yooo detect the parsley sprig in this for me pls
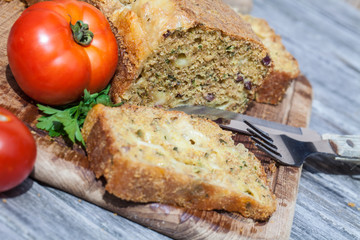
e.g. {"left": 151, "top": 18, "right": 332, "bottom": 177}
{"left": 36, "top": 85, "right": 122, "bottom": 146}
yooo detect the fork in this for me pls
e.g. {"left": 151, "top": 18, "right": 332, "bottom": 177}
{"left": 243, "top": 120, "right": 360, "bottom": 167}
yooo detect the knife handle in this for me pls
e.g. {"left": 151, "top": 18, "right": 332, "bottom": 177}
{"left": 322, "top": 134, "right": 360, "bottom": 164}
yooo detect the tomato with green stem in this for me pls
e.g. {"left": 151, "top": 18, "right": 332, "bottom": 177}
{"left": 7, "top": 0, "right": 118, "bottom": 105}
{"left": 0, "top": 107, "right": 37, "bottom": 192}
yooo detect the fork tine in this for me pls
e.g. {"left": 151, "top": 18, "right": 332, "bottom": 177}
{"left": 255, "top": 143, "right": 289, "bottom": 165}
{"left": 243, "top": 120, "right": 273, "bottom": 142}
{"left": 246, "top": 127, "right": 278, "bottom": 150}
{"left": 251, "top": 136, "right": 280, "bottom": 156}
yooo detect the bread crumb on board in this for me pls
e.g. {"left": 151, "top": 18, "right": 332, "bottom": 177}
{"left": 2, "top": 199, "right": 7, "bottom": 203}
{"left": 268, "top": 162, "right": 277, "bottom": 174}
{"left": 347, "top": 202, "right": 356, "bottom": 208}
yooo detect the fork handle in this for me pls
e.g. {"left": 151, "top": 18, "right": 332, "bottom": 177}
{"left": 322, "top": 134, "right": 360, "bottom": 164}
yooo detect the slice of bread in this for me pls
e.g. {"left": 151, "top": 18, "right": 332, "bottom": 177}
{"left": 82, "top": 104, "right": 277, "bottom": 220}
{"left": 240, "top": 14, "right": 300, "bottom": 104}
{"left": 85, "top": 0, "right": 273, "bottom": 113}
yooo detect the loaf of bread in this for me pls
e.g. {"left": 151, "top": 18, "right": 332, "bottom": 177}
{"left": 240, "top": 14, "right": 300, "bottom": 104}
{"left": 86, "top": 0, "right": 273, "bottom": 113}
{"left": 82, "top": 104, "right": 277, "bottom": 220}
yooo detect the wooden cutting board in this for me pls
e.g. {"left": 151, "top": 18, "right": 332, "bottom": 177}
{"left": 0, "top": 0, "right": 312, "bottom": 239}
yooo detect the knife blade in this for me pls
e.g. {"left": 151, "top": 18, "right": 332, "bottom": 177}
{"left": 171, "top": 105, "right": 321, "bottom": 141}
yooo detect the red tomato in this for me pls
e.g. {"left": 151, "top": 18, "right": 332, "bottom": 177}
{"left": 0, "top": 107, "right": 37, "bottom": 192}
{"left": 7, "top": 0, "right": 118, "bottom": 105}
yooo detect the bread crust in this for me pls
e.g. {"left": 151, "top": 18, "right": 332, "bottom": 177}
{"left": 104, "top": 156, "right": 275, "bottom": 221}
{"left": 83, "top": 104, "right": 277, "bottom": 221}
{"left": 255, "top": 71, "right": 295, "bottom": 104}
{"left": 175, "top": 0, "right": 261, "bottom": 43}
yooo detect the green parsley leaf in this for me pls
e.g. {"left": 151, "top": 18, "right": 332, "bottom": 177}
{"left": 36, "top": 85, "right": 123, "bottom": 147}
{"left": 37, "top": 105, "right": 62, "bottom": 115}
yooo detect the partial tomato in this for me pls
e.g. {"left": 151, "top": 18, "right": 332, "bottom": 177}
{"left": 0, "top": 107, "right": 37, "bottom": 192}
{"left": 7, "top": 0, "right": 118, "bottom": 105}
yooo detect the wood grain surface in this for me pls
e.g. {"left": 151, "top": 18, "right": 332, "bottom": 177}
{"left": 1, "top": 0, "right": 359, "bottom": 239}
{"left": 0, "top": 0, "right": 313, "bottom": 239}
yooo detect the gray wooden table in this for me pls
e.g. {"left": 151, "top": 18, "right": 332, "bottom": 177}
{"left": 1, "top": 0, "right": 360, "bottom": 239}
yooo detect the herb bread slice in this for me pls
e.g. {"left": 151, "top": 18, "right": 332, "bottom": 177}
{"left": 82, "top": 104, "right": 277, "bottom": 220}
{"left": 86, "top": 0, "right": 273, "bottom": 113}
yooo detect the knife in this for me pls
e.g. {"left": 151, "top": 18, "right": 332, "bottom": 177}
{"left": 171, "top": 105, "right": 360, "bottom": 166}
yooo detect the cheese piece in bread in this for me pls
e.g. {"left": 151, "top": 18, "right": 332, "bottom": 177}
{"left": 82, "top": 104, "right": 277, "bottom": 220}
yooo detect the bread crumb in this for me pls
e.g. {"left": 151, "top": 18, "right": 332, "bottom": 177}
{"left": 2, "top": 199, "right": 7, "bottom": 203}
{"left": 268, "top": 162, "right": 277, "bottom": 173}
{"left": 37, "top": 193, "right": 41, "bottom": 197}
{"left": 348, "top": 202, "right": 356, "bottom": 208}
{"left": 113, "top": 213, "right": 118, "bottom": 216}
{"left": 78, "top": 199, "right": 82, "bottom": 203}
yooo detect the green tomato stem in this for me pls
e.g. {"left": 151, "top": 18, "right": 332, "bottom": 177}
{"left": 70, "top": 20, "right": 94, "bottom": 46}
